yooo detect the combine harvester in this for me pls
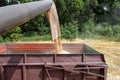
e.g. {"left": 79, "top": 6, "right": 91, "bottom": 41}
{"left": 0, "top": 0, "right": 107, "bottom": 80}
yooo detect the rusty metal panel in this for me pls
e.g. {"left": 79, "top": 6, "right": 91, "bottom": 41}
{"left": 27, "top": 54, "right": 54, "bottom": 63}
{"left": 4, "top": 66, "right": 22, "bottom": 80}
{"left": 56, "top": 54, "right": 83, "bottom": 62}
{"left": 85, "top": 54, "right": 105, "bottom": 62}
{"left": 6, "top": 43, "right": 54, "bottom": 50}
{"left": 0, "top": 55, "right": 24, "bottom": 63}
{"left": 26, "top": 66, "right": 44, "bottom": 80}
{"left": 0, "top": 43, "right": 85, "bottom": 54}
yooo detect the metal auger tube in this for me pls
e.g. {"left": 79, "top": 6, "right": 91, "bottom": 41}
{"left": 0, "top": 0, "right": 53, "bottom": 34}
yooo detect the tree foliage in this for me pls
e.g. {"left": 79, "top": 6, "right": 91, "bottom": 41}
{"left": 0, "top": 0, "right": 120, "bottom": 42}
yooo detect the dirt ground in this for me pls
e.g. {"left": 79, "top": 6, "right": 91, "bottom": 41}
{"left": 62, "top": 39, "right": 120, "bottom": 80}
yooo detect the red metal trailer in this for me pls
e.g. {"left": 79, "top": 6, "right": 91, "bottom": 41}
{"left": 0, "top": 43, "right": 107, "bottom": 80}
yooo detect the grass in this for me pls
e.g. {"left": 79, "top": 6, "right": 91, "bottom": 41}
{"left": 20, "top": 34, "right": 52, "bottom": 41}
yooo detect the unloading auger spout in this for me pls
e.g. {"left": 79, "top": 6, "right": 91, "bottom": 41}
{"left": 0, "top": 0, "right": 62, "bottom": 54}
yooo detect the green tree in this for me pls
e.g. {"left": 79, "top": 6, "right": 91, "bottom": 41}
{"left": 0, "top": 0, "right": 7, "bottom": 6}
{"left": 2, "top": 27, "right": 22, "bottom": 42}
